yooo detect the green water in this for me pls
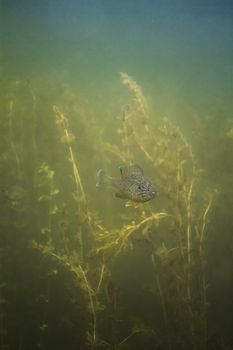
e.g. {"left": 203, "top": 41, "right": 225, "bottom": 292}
{"left": 0, "top": 1, "right": 233, "bottom": 349}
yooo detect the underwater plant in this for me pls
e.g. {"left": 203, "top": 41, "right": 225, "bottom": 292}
{"left": 33, "top": 73, "right": 216, "bottom": 349}
{"left": 93, "top": 73, "right": 216, "bottom": 349}
{"left": 0, "top": 72, "right": 220, "bottom": 350}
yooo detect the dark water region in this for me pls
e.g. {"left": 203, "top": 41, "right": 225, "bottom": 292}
{"left": 0, "top": 0, "right": 233, "bottom": 349}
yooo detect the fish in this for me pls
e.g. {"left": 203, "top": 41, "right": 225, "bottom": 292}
{"left": 1, "top": 185, "right": 28, "bottom": 201}
{"left": 96, "top": 164, "right": 158, "bottom": 203}
{"left": 1, "top": 185, "right": 29, "bottom": 212}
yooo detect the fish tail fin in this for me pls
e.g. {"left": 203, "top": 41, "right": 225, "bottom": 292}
{"left": 96, "top": 169, "right": 104, "bottom": 187}
{"left": 96, "top": 169, "right": 112, "bottom": 188}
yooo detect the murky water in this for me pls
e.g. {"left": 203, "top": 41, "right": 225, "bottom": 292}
{"left": 1, "top": 1, "right": 233, "bottom": 349}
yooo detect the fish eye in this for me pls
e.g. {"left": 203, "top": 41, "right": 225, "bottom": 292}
{"left": 138, "top": 185, "right": 142, "bottom": 190}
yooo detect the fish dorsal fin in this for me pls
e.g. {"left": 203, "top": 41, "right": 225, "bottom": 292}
{"left": 119, "top": 164, "right": 144, "bottom": 178}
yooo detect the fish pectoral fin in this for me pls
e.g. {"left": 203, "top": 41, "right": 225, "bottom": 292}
{"left": 115, "top": 192, "right": 127, "bottom": 199}
{"left": 125, "top": 200, "right": 140, "bottom": 208}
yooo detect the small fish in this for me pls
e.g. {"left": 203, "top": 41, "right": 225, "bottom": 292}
{"left": 1, "top": 185, "right": 28, "bottom": 201}
{"left": 1, "top": 185, "right": 29, "bottom": 212}
{"left": 96, "top": 164, "right": 158, "bottom": 203}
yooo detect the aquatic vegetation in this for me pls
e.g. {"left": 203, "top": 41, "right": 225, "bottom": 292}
{"left": 92, "top": 74, "right": 216, "bottom": 349}
{"left": 0, "top": 72, "right": 225, "bottom": 350}
{"left": 120, "top": 72, "right": 149, "bottom": 124}
{"left": 53, "top": 105, "right": 86, "bottom": 202}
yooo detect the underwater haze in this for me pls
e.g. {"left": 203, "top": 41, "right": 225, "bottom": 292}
{"left": 1, "top": 0, "right": 233, "bottom": 349}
